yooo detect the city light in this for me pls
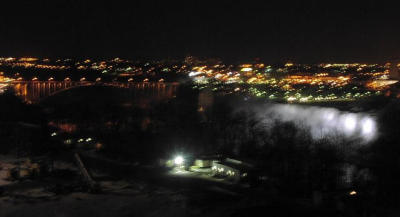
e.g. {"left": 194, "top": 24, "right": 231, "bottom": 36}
{"left": 0, "top": 1, "right": 397, "bottom": 214}
{"left": 240, "top": 67, "right": 252, "bottom": 72}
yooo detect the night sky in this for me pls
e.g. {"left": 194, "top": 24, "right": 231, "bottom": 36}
{"left": 0, "top": 0, "right": 399, "bottom": 63}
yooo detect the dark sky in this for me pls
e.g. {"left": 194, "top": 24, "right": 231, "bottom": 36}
{"left": 0, "top": 0, "right": 399, "bottom": 63}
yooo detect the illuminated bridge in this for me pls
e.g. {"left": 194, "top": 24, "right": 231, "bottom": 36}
{"left": 5, "top": 81, "right": 179, "bottom": 103}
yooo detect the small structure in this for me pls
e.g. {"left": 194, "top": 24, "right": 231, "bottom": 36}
{"left": 211, "top": 158, "right": 254, "bottom": 183}
{"left": 194, "top": 159, "right": 212, "bottom": 168}
{"left": 194, "top": 157, "right": 213, "bottom": 168}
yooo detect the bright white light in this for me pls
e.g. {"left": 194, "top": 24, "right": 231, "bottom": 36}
{"left": 241, "top": 67, "right": 252, "bottom": 72}
{"left": 362, "top": 118, "right": 374, "bottom": 135}
{"left": 325, "top": 111, "right": 335, "bottom": 121}
{"left": 361, "top": 117, "right": 376, "bottom": 141}
{"left": 344, "top": 114, "right": 357, "bottom": 132}
{"left": 174, "top": 156, "right": 184, "bottom": 165}
{"left": 189, "top": 71, "right": 203, "bottom": 77}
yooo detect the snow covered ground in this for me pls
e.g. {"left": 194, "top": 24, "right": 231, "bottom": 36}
{"left": 0, "top": 154, "right": 323, "bottom": 217}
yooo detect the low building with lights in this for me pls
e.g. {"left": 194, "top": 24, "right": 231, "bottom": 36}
{"left": 211, "top": 158, "right": 254, "bottom": 183}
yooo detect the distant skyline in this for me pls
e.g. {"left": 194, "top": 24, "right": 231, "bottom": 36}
{"left": 0, "top": 0, "right": 399, "bottom": 63}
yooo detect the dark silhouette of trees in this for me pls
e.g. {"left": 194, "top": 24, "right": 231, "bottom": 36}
{"left": 0, "top": 89, "right": 50, "bottom": 155}
{"left": 362, "top": 101, "right": 400, "bottom": 211}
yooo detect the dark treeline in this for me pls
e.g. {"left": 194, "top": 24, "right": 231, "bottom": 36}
{"left": 1, "top": 85, "right": 400, "bottom": 215}
{"left": 0, "top": 89, "right": 51, "bottom": 155}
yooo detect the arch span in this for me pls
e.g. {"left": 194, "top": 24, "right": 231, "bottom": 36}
{"left": 9, "top": 81, "right": 179, "bottom": 103}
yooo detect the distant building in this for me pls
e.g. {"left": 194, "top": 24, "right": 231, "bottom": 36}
{"left": 211, "top": 158, "right": 254, "bottom": 183}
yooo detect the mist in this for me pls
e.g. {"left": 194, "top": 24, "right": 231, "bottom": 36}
{"left": 238, "top": 103, "right": 378, "bottom": 143}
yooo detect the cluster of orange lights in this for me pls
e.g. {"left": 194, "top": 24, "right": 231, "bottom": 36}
{"left": 283, "top": 75, "right": 350, "bottom": 86}
{"left": 10, "top": 62, "right": 70, "bottom": 70}
{"left": 366, "top": 80, "right": 399, "bottom": 90}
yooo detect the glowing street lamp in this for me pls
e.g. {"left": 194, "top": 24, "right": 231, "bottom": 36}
{"left": 349, "top": 190, "right": 357, "bottom": 196}
{"left": 174, "top": 156, "right": 184, "bottom": 166}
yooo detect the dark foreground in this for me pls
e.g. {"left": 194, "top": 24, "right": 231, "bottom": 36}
{"left": 0, "top": 153, "right": 353, "bottom": 217}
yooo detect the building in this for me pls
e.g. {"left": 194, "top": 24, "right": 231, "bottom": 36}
{"left": 211, "top": 158, "right": 254, "bottom": 183}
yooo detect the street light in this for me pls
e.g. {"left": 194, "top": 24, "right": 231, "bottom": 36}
{"left": 174, "top": 156, "right": 184, "bottom": 166}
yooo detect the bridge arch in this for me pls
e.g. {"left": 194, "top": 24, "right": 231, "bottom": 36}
{"left": 10, "top": 81, "right": 179, "bottom": 103}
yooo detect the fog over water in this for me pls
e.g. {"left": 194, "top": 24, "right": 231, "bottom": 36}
{"left": 242, "top": 103, "right": 378, "bottom": 143}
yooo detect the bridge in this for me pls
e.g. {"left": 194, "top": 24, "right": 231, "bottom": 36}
{"left": 5, "top": 81, "right": 179, "bottom": 103}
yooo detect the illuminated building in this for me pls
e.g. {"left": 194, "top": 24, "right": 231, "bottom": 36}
{"left": 212, "top": 158, "right": 254, "bottom": 183}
